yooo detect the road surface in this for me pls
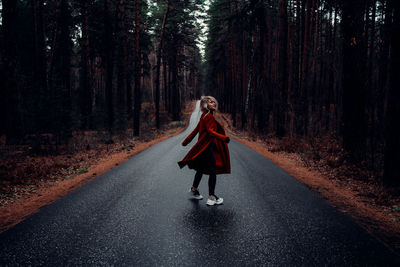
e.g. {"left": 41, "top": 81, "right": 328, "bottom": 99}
{"left": 0, "top": 101, "right": 398, "bottom": 266}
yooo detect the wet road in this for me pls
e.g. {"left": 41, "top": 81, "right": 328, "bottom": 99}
{"left": 0, "top": 101, "right": 399, "bottom": 266}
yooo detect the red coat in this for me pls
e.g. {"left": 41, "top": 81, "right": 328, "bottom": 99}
{"left": 178, "top": 112, "right": 231, "bottom": 174}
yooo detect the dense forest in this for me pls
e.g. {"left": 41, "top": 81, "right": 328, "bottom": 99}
{"left": 1, "top": 0, "right": 399, "bottom": 187}
{"left": 204, "top": 0, "right": 400, "bottom": 186}
{"left": 0, "top": 0, "right": 203, "bottom": 141}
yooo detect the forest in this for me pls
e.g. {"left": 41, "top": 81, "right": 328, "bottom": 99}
{"left": 0, "top": 0, "right": 399, "bottom": 187}
{"left": 204, "top": 0, "right": 400, "bottom": 186}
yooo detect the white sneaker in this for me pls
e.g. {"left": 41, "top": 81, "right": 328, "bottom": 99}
{"left": 188, "top": 188, "right": 203, "bottom": 200}
{"left": 206, "top": 195, "right": 223, "bottom": 206}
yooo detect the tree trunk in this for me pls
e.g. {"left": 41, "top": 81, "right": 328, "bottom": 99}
{"left": 31, "top": 0, "right": 47, "bottom": 133}
{"left": 163, "top": 59, "right": 168, "bottom": 111}
{"left": 276, "top": 0, "right": 288, "bottom": 137}
{"left": 116, "top": 0, "right": 127, "bottom": 130}
{"left": 80, "top": 0, "right": 91, "bottom": 129}
{"left": 367, "top": 0, "right": 377, "bottom": 168}
{"left": 2, "top": 0, "right": 23, "bottom": 143}
{"left": 229, "top": 2, "right": 237, "bottom": 127}
{"left": 155, "top": 0, "right": 171, "bottom": 129}
{"left": 342, "top": 0, "right": 367, "bottom": 163}
{"left": 104, "top": 0, "right": 114, "bottom": 136}
{"left": 133, "top": 0, "right": 141, "bottom": 136}
{"left": 125, "top": 4, "right": 132, "bottom": 118}
{"left": 45, "top": 0, "right": 73, "bottom": 143}
{"left": 383, "top": 0, "right": 400, "bottom": 186}
{"left": 379, "top": 0, "right": 393, "bottom": 96}
{"left": 298, "top": 0, "right": 313, "bottom": 136}
{"left": 310, "top": 0, "right": 320, "bottom": 136}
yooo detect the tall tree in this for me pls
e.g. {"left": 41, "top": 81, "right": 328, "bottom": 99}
{"left": 80, "top": 0, "right": 92, "bottom": 129}
{"left": 299, "top": 0, "right": 313, "bottom": 136}
{"left": 50, "top": 0, "right": 73, "bottom": 139}
{"left": 384, "top": 0, "right": 400, "bottom": 186}
{"left": 133, "top": 0, "right": 141, "bottom": 136}
{"left": 341, "top": 0, "right": 367, "bottom": 163}
{"left": 31, "top": 0, "right": 47, "bottom": 132}
{"left": 276, "top": 0, "right": 288, "bottom": 137}
{"left": 2, "top": 0, "right": 23, "bottom": 143}
{"left": 115, "top": 0, "right": 128, "bottom": 129}
{"left": 104, "top": 0, "right": 114, "bottom": 136}
{"left": 155, "top": 0, "right": 171, "bottom": 129}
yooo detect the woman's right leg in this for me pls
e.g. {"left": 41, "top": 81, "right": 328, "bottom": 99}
{"left": 206, "top": 141, "right": 217, "bottom": 196}
{"left": 190, "top": 171, "right": 204, "bottom": 200}
{"left": 208, "top": 173, "right": 216, "bottom": 196}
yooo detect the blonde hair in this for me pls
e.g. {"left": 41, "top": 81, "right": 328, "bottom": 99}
{"left": 200, "top": 96, "right": 218, "bottom": 113}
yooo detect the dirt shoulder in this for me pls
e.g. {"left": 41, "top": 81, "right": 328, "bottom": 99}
{"left": 0, "top": 101, "right": 196, "bottom": 233}
{"left": 215, "top": 112, "right": 400, "bottom": 256}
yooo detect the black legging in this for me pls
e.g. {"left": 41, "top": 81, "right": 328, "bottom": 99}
{"left": 192, "top": 141, "right": 217, "bottom": 196}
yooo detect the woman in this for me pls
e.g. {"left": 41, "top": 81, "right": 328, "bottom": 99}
{"left": 178, "top": 96, "right": 231, "bottom": 206}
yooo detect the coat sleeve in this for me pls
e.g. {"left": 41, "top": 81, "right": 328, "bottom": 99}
{"left": 204, "top": 113, "right": 229, "bottom": 142}
{"left": 182, "top": 121, "right": 200, "bottom": 146}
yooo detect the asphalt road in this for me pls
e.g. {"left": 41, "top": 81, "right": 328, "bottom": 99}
{"left": 0, "top": 101, "right": 399, "bottom": 266}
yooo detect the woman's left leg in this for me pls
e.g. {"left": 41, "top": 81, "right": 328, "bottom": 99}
{"left": 207, "top": 141, "right": 217, "bottom": 196}
{"left": 204, "top": 141, "right": 223, "bottom": 205}
{"left": 192, "top": 171, "right": 203, "bottom": 188}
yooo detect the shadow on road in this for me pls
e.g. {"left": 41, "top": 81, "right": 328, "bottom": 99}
{"left": 183, "top": 199, "right": 237, "bottom": 231}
